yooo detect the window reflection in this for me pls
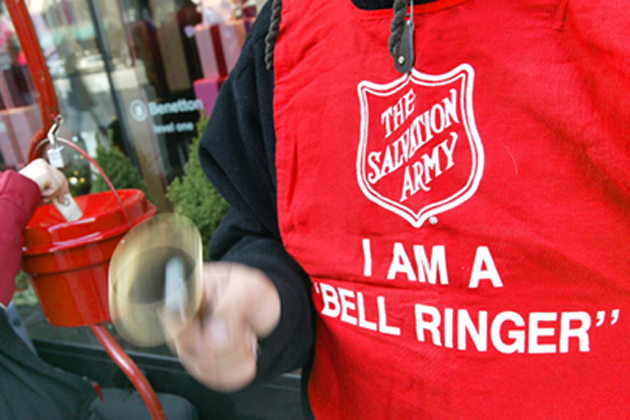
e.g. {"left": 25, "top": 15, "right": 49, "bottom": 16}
{"left": 0, "top": 0, "right": 256, "bottom": 208}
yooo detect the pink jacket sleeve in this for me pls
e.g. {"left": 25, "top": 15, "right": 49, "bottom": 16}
{"left": 0, "top": 170, "right": 41, "bottom": 307}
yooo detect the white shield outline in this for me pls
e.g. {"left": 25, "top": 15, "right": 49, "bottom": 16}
{"left": 356, "top": 64, "right": 484, "bottom": 228}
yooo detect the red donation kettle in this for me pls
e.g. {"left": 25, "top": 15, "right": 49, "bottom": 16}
{"left": 21, "top": 189, "right": 157, "bottom": 327}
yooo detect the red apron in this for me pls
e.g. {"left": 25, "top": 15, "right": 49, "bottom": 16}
{"left": 274, "top": 0, "right": 630, "bottom": 418}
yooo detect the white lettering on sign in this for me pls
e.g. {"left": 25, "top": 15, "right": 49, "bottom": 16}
{"left": 312, "top": 239, "right": 623, "bottom": 356}
{"left": 313, "top": 280, "right": 612, "bottom": 355}
{"left": 357, "top": 64, "right": 485, "bottom": 228}
{"left": 468, "top": 246, "right": 503, "bottom": 288}
{"left": 369, "top": 89, "right": 459, "bottom": 186}
{"left": 385, "top": 242, "right": 449, "bottom": 285}
{"left": 414, "top": 306, "right": 593, "bottom": 354}
{"left": 149, "top": 99, "right": 203, "bottom": 116}
{"left": 153, "top": 121, "right": 196, "bottom": 134}
{"left": 319, "top": 283, "right": 400, "bottom": 336}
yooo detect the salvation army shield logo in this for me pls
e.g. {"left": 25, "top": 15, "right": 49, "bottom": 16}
{"left": 356, "top": 64, "right": 484, "bottom": 228}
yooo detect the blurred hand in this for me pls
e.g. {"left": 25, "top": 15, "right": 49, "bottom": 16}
{"left": 19, "top": 158, "right": 69, "bottom": 204}
{"left": 164, "top": 262, "right": 281, "bottom": 392}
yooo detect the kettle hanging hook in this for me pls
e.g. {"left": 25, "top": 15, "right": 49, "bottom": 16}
{"left": 46, "top": 115, "right": 64, "bottom": 149}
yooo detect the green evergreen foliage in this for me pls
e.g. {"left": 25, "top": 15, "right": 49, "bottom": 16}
{"left": 91, "top": 143, "right": 148, "bottom": 194}
{"left": 14, "top": 270, "right": 37, "bottom": 306}
{"left": 166, "top": 113, "right": 229, "bottom": 260}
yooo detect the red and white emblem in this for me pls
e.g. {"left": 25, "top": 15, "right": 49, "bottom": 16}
{"left": 356, "top": 64, "right": 484, "bottom": 228}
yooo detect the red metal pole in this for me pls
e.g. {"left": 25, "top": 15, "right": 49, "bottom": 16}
{"left": 6, "top": 5, "right": 165, "bottom": 419}
{"left": 90, "top": 324, "right": 167, "bottom": 420}
{"left": 5, "top": 0, "right": 60, "bottom": 160}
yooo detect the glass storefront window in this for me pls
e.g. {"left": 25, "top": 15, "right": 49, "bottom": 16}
{"left": 0, "top": 1, "right": 307, "bottom": 416}
{"left": 2, "top": 0, "right": 258, "bottom": 357}
{"left": 0, "top": 8, "right": 39, "bottom": 169}
{"left": 1, "top": 0, "right": 257, "bottom": 206}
